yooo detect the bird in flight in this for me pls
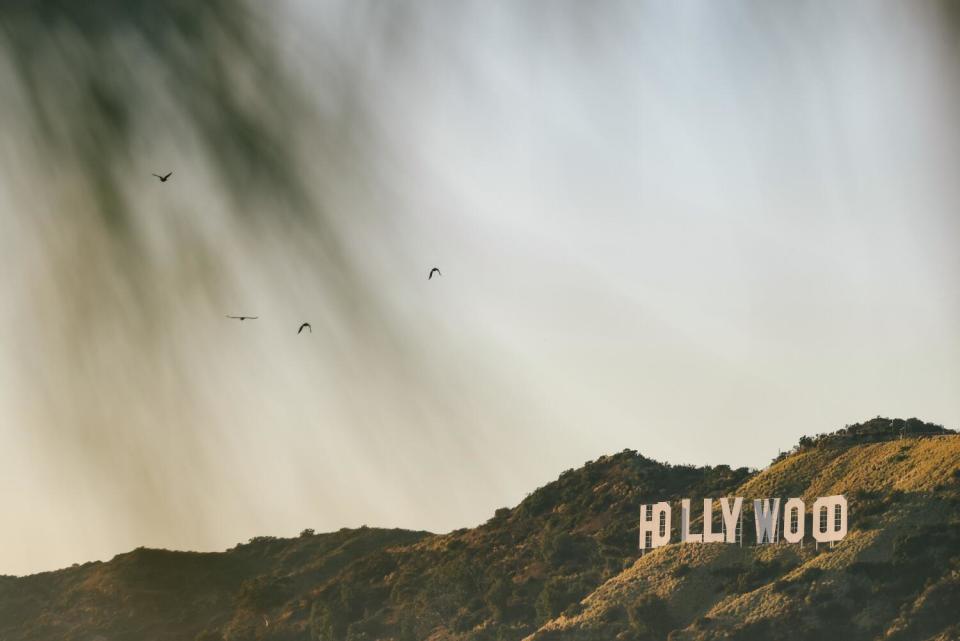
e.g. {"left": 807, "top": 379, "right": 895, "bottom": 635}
{"left": 298, "top": 322, "right": 312, "bottom": 334}
{"left": 428, "top": 267, "right": 442, "bottom": 280}
{"left": 226, "top": 315, "right": 258, "bottom": 321}
{"left": 152, "top": 171, "right": 173, "bottom": 182}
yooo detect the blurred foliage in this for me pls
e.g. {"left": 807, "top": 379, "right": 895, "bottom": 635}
{"left": 0, "top": 0, "right": 320, "bottom": 230}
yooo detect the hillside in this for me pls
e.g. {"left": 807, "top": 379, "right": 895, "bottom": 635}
{"left": 0, "top": 417, "right": 957, "bottom": 641}
{"left": 532, "top": 423, "right": 960, "bottom": 640}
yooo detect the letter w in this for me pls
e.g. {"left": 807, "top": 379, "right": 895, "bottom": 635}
{"left": 753, "top": 498, "right": 780, "bottom": 544}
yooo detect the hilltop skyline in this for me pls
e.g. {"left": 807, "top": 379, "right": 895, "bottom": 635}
{"left": 2, "top": 419, "right": 957, "bottom": 640}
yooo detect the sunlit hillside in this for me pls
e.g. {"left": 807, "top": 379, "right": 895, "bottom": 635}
{"left": 532, "top": 424, "right": 960, "bottom": 640}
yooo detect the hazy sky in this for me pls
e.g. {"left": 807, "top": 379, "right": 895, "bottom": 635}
{"left": 0, "top": 0, "right": 958, "bottom": 575}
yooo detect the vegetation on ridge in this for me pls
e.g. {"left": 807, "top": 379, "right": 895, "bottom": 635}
{"left": 0, "top": 418, "right": 957, "bottom": 641}
{"left": 772, "top": 416, "right": 955, "bottom": 464}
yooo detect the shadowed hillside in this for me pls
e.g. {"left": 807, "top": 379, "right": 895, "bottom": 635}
{"left": 0, "top": 418, "right": 957, "bottom": 641}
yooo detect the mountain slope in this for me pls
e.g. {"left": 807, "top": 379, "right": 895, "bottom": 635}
{"left": 0, "top": 417, "right": 956, "bottom": 641}
{"left": 0, "top": 528, "right": 430, "bottom": 641}
{"left": 530, "top": 429, "right": 960, "bottom": 641}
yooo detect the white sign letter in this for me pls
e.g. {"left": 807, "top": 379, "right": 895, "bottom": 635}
{"left": 753, "top": 498, "right": 780, "bottom": 544}
{"left": 720, "top": 497, "right": 743, "bottom": 543}
{"left": 681, "top": 498, "right": 703, "bottom": 543}
{"left": 638, "top": 502, "right": 671, "bottom": 550}
{"left": 703, "top": 499, "right": 724, "bottom": 543}
{"left": 812, "top": 495, "right": 847, "bottom": 543}
{"left": 782, "top": 498, "right": 805, "bottom": 543}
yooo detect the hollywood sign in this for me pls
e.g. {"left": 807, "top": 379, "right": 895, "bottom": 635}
{"left": 638, "top": 495, "right": 847, "bottom": 550}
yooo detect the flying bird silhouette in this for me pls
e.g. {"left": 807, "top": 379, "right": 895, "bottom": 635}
{"left": 428, "top": 267, "right": 442, "bottom": 280}
{"left": 298, "top": 322, "right": 312, "bottom": 334}
{"left": 152, "top": 171, "right": 173, "bottom": 182}
{"left": 226, "top": 315, "right": 258, "bottom": 321}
